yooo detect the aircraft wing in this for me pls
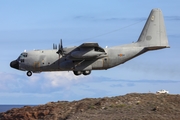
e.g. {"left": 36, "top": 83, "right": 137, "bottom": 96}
{"left": 78, "top": 43, "right": 105, "bottom": 52}
{"left": 69, "top": 43, "right": 106, "bottom": 59}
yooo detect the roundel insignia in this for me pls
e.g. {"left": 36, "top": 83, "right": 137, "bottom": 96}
{"left": 151, "top": 15, "right": 154, "bottom": 21}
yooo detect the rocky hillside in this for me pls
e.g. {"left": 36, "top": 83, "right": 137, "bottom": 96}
{"left": 0, "top": 93, "right": 180, "bottom": 120}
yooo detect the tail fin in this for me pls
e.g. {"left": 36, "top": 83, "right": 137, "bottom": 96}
{"left": 137, "top": 8, "right": 169, "bottom": 49}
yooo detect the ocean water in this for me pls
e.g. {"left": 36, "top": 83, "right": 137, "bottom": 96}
{"left": 0, "top": 105, "right": 36, "bottom": 113}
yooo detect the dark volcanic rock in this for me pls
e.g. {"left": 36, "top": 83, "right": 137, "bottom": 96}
{"left": 1, "top": 93, "right": 180, "bottom": 120}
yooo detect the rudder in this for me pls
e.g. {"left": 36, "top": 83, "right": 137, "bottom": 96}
{"left": 137, "top": 8, "right": 169, "bottom": 48}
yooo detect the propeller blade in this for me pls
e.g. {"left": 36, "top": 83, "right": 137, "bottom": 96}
{"left": 57, "top": 39, "right": 64, "bottom": 56}
{"left": 60, "top": 39, "right": 63, "bottom": 49}
{"left": 53, "top": 44, "right": 57, "bottom": 49}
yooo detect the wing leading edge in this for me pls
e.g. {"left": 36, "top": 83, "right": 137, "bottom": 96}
{"left": 69, "top": 43, "right": 107, "bottom": 60}
{"left": 78, "top": 43, "right": 105, "bottom": 52}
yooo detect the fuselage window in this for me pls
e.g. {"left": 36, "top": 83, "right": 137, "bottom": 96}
{"left": 20, "top": 59, "right": 25, "bottom": 62}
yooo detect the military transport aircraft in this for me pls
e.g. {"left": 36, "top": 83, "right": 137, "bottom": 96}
{"left": 10, "top": 8, "right": 169, "bottom": 77}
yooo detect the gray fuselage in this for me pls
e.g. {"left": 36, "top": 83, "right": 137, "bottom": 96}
{"left": 10, "top": 9, "right": 170, "bottom": 76}
{"left": 17, "top": 43, "right": 144, "bottom": 73}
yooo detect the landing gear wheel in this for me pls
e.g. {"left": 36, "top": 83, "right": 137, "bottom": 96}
{"left": 27, "top": 71, "right": 32, "bottom": 77}
{"left": 83, "top": 70, "right": 91, "bottom": 75}
{"left": 73, "top": 71, "right": 82, "bottom": 76}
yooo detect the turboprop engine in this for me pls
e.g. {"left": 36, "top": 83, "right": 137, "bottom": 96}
{"left": 70, "top": 50, "right": 105, "bottom": 59}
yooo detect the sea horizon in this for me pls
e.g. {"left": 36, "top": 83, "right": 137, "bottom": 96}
{"left": 0, "top": 105, "right": 37, "bottom": 113}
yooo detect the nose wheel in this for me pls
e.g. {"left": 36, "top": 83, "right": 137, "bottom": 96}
{"left": 27, "top": 71, "right": 32, "bottom": 77}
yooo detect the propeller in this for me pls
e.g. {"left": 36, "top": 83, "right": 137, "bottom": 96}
{"left": 53, "top": 44, "right": 57, "bottom": 49}
{"left": 57, "top": 39, "right": 64, "bottom": 56}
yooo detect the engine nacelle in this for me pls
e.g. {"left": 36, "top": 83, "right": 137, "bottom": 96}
{"left": 71, "top": 51, "right": 105, "bottom": 59}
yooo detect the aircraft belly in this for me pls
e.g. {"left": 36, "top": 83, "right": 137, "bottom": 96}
{"left": 91, "top": 59, "right": 104, "bottom": 70}
{"left": 40, "top": 57, "right": 59, "bottom": 71}
{"left": 60, "top": 60, "right": 94, "bottom": 71}
{"left": 59, "top": 60, "right": 74, "bottom": 70}
{"left": 28, "top": 50, "right": 59, "bottom": 72}
{"left": 107, "top": 47, "right": 144, "bottom": 68}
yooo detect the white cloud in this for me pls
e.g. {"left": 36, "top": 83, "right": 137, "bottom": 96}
{"left": 0, "top": 72, "right": 17, "bottom": 91}
{"left": 42, "top": 71, "right": 86, "bottom": 88}
{"left": 28, "top": 74, "right": 41, "bottom": 83}
{"left": 1, "top": 70, "right": 180, "bottom": 104}
{"left": 0, "top": 72, "right": 14, "bottom": 81}
{"left": 0, "top": 71, "right": 91, "bottom": 94}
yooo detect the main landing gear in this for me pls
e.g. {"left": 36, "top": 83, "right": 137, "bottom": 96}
{"left": 27, "top": 71, "right": 32, "bottom": 77}
{"left": 25, "top": 70, "right": 91, "bottom": 77}
{"left": 73, "top": 70, "right": 91, "bottom": 76}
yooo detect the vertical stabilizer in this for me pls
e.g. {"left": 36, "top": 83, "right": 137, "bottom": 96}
{"left": 137, "top": 8, "right": 169, "bottom": 48}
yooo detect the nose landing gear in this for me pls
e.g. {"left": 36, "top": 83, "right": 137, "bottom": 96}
{"left": 27, "top": 71, "right": 32, "bottom": 77}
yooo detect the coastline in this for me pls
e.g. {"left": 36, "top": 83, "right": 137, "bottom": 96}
{"left": 0, "top": 105, "right": 37, "bottom": 113}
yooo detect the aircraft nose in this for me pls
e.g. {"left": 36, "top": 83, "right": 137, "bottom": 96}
{"left": 10, "top": 60, "right": 19, "bottom": 69}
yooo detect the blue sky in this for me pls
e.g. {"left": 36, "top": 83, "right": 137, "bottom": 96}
{"left": 0, "top": 0, "right": 180, "bottom": 104}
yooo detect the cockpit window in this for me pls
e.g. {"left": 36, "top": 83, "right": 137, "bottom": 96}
{"left": 21, "top": 53, "right": 28, "bottom": 57}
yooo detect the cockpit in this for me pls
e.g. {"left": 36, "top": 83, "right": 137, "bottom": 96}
{"left": 10, "top": 52, "right": 29, "bottom": 71}
{"left": 18, "top": 52, "right": 28, "bottom": 63}
{"left": 21, "top": 52, "right": 28, "bottom": 57}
